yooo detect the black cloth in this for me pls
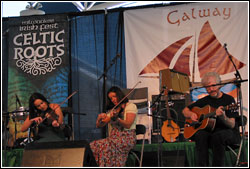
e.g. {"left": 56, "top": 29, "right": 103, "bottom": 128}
{"left": 188, "top": 92, "right": 241, "bottom": 166}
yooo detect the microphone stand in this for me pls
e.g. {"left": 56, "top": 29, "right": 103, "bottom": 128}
{"left": 14, "top": 95, "right": 21, "bottom": 146}
{"left": 151, "top": 87, "right": 166, "bottom": 167}
{"left": 224, "top": 43, "right": 245, "bottom": 166}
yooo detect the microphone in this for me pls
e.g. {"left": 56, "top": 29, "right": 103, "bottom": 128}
{"left": 16, "top": 94, "right": 22, "bottom": 107}
{"left": 224, "top": 43, "right": 232, "bottom": 59}
{"left": 150, "top": 86, "right": 166, "bottom": 108}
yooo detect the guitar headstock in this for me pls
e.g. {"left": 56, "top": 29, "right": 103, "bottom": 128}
{"left": 225, "top": 103, "right": 239, "bottom": 112}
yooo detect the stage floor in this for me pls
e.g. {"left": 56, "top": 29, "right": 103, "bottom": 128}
{"left": 126, "top": 140, "right": 248, "bottom": 167}
{"left": 2, "top": 140, "right": 248, "bottom": 167}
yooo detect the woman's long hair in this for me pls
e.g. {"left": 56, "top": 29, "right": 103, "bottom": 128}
{"left": 106, "top": 86, "right": 128, "bottom": 111}
{"left": 29, "top": 92, "right": 50, "bottom": 119}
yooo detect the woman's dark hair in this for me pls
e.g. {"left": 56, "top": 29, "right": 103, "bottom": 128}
{"left": 29, "top": 92, "right": 50, "bottom": 119}
{"left": 106, "top": 86, "right": 128, "bottom": 110}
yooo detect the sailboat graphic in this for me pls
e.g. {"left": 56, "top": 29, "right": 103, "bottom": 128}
{"left": 139, "top": 21, "right": 246, "bottom": 78}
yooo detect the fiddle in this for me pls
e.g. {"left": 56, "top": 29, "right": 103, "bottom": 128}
{"left": 110, "top": 103, "right": 124, "bottom": 121}
{"left": 43, "top": 106, "right": 62, "bottom": 127}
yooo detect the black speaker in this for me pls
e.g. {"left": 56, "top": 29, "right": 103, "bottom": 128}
{"left": 142, "top": 150, "right": 187, "bottom": 167}
{"left": 152, "top": 94, "right": 190, "bottom": 132}
{"left": 21, "top": 140, "right": 97, "bottom": 167}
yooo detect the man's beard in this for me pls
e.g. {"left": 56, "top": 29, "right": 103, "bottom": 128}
{"left": 210, "top": 91, "right": 219, "bottom": 98}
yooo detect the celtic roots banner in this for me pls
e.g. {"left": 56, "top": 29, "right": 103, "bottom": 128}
{"left": 8, "top": 14, "right": 69, "bottom": 111}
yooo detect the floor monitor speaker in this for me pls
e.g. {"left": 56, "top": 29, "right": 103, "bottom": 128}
{"left": 21, "top": 140, "right": 97, "bottom": 167}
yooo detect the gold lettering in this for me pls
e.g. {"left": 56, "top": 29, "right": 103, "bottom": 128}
{"left": 213, "top": 8, "right": 221, "bottom": 16}
{"left": 182, "top": 12, "right": 190, "bottom": 21}
{"left": 167, "top": 10, "right": 180, "bottom": 26}
{"left": 223, "top": 8, "right": 231, "bottom": 20}
{"left": 199, "top": 9, "right": 210, "bottom": 18}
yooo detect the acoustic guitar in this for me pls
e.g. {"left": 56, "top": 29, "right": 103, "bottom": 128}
{"left": 183, "top": 103, "right": 238, "bottom": 139}
{"left": 161, "top": 90, "right": 180, "bottom": 142}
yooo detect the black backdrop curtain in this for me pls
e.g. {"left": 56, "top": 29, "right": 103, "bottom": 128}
{"left": 70, "top": 10, "right": 126, "bottom": 141}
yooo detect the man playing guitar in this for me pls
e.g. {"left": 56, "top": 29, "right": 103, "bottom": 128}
{"left": 182, "top": 72, "right": 240, "bottom": 166}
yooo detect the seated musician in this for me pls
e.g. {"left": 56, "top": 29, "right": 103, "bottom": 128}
{"left": 90, "top": 86, "right": 138, "bottom": 167}
{"left": 21, "top": 92, "right": 65, "bottom": 143}
{"left": 182, "top": 72, "right": 240, "bottom": 166}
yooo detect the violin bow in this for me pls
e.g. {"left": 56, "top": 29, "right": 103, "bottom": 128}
{"left": 111, "top": 81, "right": 142, "bottom": 112}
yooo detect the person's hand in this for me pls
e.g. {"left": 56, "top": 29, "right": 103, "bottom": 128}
{"left": 98, "top": 113, "right": 107, "bottom": 123}
{"left": 190, "top": 112, "right": 198, "bottom": 122}
{"left": 216, "top": 106, "right": 225, "bottom": 117}
{"left": 30, "top": 117, "right": 43, "bottom": 125}
{"left": 52, "top": 120, "right": 60, "bottom": 127}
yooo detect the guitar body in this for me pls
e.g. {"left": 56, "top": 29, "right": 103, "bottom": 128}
{"left": 161, "top": 120, "right": 180, "bottom": 142}
{"left": 184, "top": 105, "right": 216, "bottom": 139}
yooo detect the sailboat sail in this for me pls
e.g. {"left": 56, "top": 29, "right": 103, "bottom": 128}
{"left": 139, "top": 36, "right": 192, "bottom": 75}
{"left": 173, "top": 45, "right": 192, "bottom": 76}
{"left": 198, "top": 21, "right": 245, "bottom": 78}
{"left": 139, "top": 21, "right": 245, "bottom": 78}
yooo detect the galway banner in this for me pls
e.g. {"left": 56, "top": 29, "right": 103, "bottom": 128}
{"left": 124, "top": 2, "right": 248, "bottom": 113}
{"left": 7, "top": 14, "right": 69, "bottom": 146}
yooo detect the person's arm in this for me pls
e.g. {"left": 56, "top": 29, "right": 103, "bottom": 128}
{"left": 21, "top": 115, "right": 43, "bottom": 132}
{"left": 216, "top": 106, "right": 235, "bottom": 128}
{"left": 182, "top": 107, "right": 198, "bottom": 122}
{"left": 114, "top": 103, "right": 137, "bottom": 129}
{"left": 116, "top": 112, "right": 136, "bottom": 129}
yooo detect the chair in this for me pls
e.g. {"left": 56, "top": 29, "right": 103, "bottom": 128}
{"left": 129, "top": 124, "right": 146, "bottom": 167}
{"left": 226, "top": 115, "right": 247, "bottom": 166}
{"left": 61, "top": 107, "right": 74, "bottom": 140}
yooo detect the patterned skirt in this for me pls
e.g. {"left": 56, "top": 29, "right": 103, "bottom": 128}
{"left": 90, "top": 127, "right": 136, "bottom": 167}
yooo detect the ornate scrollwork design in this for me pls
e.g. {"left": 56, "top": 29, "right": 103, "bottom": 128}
{"left": 16, "top": 56, "right": 62, "bottom": 76}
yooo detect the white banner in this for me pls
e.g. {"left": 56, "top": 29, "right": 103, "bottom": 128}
{"left": 124, "top": 2, "right": 248, "bottom": 127}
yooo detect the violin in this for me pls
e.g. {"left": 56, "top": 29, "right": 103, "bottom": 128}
{"left": 43, "top": 106, "right": 62, "bottom": 127}
{"left": 110, "top": 103, "right": 125, "bottom": 121}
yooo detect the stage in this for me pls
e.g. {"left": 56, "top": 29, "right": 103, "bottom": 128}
{"left": 2, "top": 140, "right": 248, "bottom": 167}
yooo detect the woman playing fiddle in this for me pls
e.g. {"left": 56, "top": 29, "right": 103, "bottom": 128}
{"left": 90, "top": 86, "right": 138, "bottom": 167}
{"left": 21, "top": 92, "right": 65, "bottom": 143}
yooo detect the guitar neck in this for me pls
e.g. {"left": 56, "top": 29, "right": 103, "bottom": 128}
{"left": 164, "top": 91, "right": 171, "bottom": 119}
{"left": 203, "top": 104, "right": 237, "bottom": 119}
{"left": 204, "top": 111, "right": 216, "bottom": 119}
